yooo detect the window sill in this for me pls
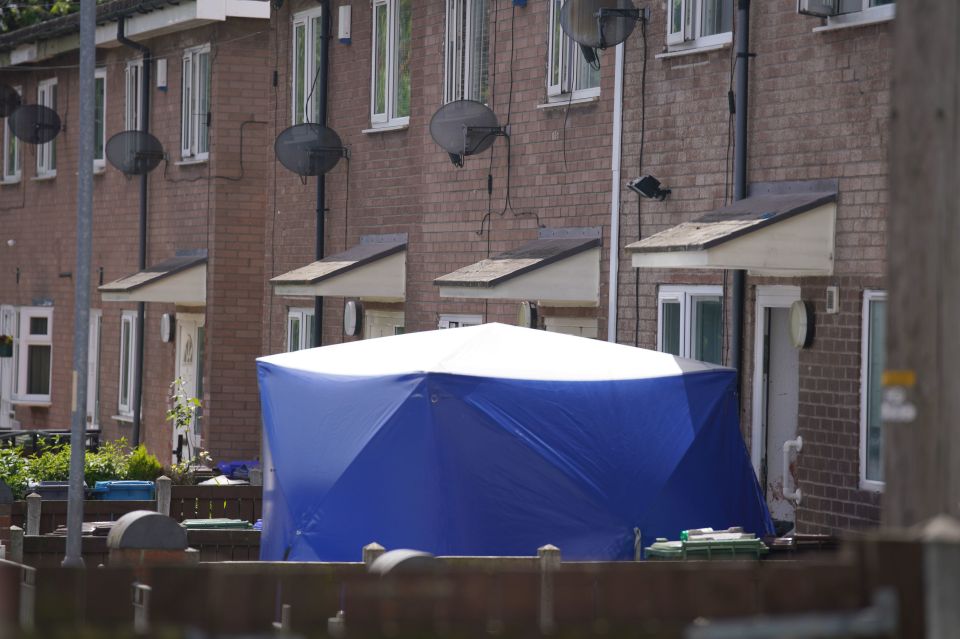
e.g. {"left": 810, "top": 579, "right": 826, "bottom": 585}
{"left": 860, "top": 478, "right": 885, "bottom": 493}
{"left": 813, "top": 5, "right": 895, "bottom": 32}
{"left": 657, "top": 38, "right": 732, "bottom": 60}
{"left": 30, "top": 173, "right": 56, "bottom": 182}
{"left": 362, "top": 123, "right": 409, "bottom": 135}
{"left": 537, "top": 94, "right": 600, "bottom": 110}
{"left": 10, "top": 399, "right": 52, "bottom": 408}
{"left": 94, "top": 164, "right": 106, "bottom": 175}
{"left": 175, "top": 157, "right": 209, "bottom": 167}
{"left": 112, "top": 414, "right": 134, "bottom": 423}
{"left": 0, "top": 178, "right": 21, "bottom": 186}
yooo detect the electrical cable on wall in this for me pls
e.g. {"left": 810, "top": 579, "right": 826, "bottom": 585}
{"left": 633, "top": 17, "right": 647, "bottom": 348}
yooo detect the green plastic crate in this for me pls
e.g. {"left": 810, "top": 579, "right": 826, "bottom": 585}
{"left": 646, "top": 527, "right": 768, "bottom": 560}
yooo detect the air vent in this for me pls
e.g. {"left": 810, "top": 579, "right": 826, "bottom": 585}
{"left": 825, "top": 286, "right": 838, "bottom": 314}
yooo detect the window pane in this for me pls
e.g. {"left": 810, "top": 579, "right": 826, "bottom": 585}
{"left": 395, "top": 0, "right": 412, "bottom": 118}
{"left": 197, "top": 52, "right": 210, "bottom": 154}
{"left": 305, "top": 314, "right": 316, "bottom": 348}
{"left": 865, "top": 299, "right": 886, "bottom": 482}
{"left": 870, "top": 0, "right": 893, "bottom": 5}
{"left": 701, "top": 0, "right": 732, "bottom": 37}
{"left": 288, "top": 317, "right": 301, "bottom": 352}
{"left": 374, "top": 4, "right": 388, "bottom": 116}
{"left": 94, "top": 77, "right": 105, "bottom": 161}
{"left": 693, "top": 297, "right": 722, "bottom": 365}
{"left": 469, "top": 0, "right": 489, "bottom": 103}
{"left": 29, "top": 317, "right": 48, "bottom": 335}
{"left": 574, "top": 47, "right": 600, "bottom": 91}
{"left": 670, "top": 0, "right": 683, "bottom": 34}
{"left": 182, "top": 57, "right": 192, "bottom": 151}
{"left": 294, "top": 23, "right": 307, "bottom": 124}
{"left": 120, "top": 321, "right": 131, "bottom": 406}
{"left": 550, "top": 0, "right": 563, "bottom": 87}
{"left": 661, "top": 301, "right": 681, "bottom": 356}
{"left": 27, "top": 345, "right": 51, "bottom": 396}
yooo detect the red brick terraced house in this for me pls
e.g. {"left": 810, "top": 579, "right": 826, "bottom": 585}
{"left": 1, "top": 0, "right": 892, "bottom": 537}
{"left": 0, "top": 0, "right": 271, "bottom": 463}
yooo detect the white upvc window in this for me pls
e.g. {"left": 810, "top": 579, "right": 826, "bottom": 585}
{"left": 36, "top": 79, "right": 57, "bottom": 177}
{"left": 94, "top": 68, "right": 106, "bottom": 169}
{"left": 370, "top": 0, "right": 411, "bottom": 127}
{"left": 292, "top": 7, "right": 325, "bottom": 125}
{"left": 13, "top": 307, "right": 53, "bottom": 405}
{"left": 666, "top": 0, "right": 733, "bottom": 51}
{"left": 2, "top": 85, "right": 21, "bottom": 183}
{"left": 287, "top": 308, "right": 317, "bottom": 351}
{"left": 438, "top": 314, "right": 483, "bottom": 329}
{"left": 818, "top": 0, "right": 895, "bottom": 29}
{"left": 118, "top": 310, "right": 138, "bottom": 417}
{"left": 444, "top": 0, "right": 489, "bottom": 104}
{"left": 547, "top": 0, "right": 600, "bottom": 100}
{"left": 860, "top": 290, "right": 887, "bottom": 491}
{"left": 181, "top": 44, "right": 211, "bottom": 159}
{"left": 125, "top": 59, "right": 143, "bottom": 131}
{"left": 657, "top": 285, "right": 723, "bottom": 365}
{"left": 544, "top": 317, "right": 598, "bottom": 339}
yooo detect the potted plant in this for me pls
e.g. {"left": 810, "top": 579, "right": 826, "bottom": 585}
{"left": 0, "top": 335, "right": 13, "bottom": 358}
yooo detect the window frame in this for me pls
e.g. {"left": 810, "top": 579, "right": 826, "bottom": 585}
{"left": 819, "top": 0, "right": 895, "bottom": 30}
{"left": 546, "top": 0, "right": 601, "bottom": 101}
{"left": 291, "top": 6, "right": 325, "bottom": 125}
{"left": 438, "top": 314, "right": 483, "bottom": 329}
{"left": 287, "top": 308, "right": 317, "bottom": 351}
{"left": 657, "top": 285, "right": 723, "bottom": 363}
{"left": 87, "top": 309, "right": 102, "bottom": 430}
{"left": 665, "top": 0, "right": 733, "bottom": 52}
{"left": 36, "top": 78, "right": 57, "bottom": 177}
{"left": 181, "top": 43, "right": 212, "bottom": 160}
{"left": 2, "top": 84, "right": 22, "bottom": 183}
{"left": 117, "top": 310, "right": 138, "bottom": 418}
{"left": 859, "top": 289, "right": 887, "bottom": 492}
{"left": 94, "top": 68, "right": 107, "bottom": 169}
{"left": 13, "top": 306, "right": 53, "bottom": 405}
{"left": 369, "top": 0, "right": 411, "bottom": 128}
{"left": 125, "top": 59, "right": 143, "bottom": 131}
{"left": 444, "top": 0, "right": 490, "bottom": 104}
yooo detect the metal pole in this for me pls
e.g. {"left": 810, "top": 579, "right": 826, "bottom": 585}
{"left": 63, "top": 0, "right": 96, "bottom": 568}
{"left": 313, "top": 1, "right": 331, "bottom": 347}
{"left": 729, "top": 0, "right": 750, "bottom": 396}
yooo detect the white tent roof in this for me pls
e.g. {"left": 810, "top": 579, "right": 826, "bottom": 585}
{"left": 258, "top": 323, "right": 726, "bottom": 381}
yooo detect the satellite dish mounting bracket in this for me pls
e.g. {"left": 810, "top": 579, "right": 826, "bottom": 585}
{"left": 449, "top": 125, "right": 508, "bottom": 167}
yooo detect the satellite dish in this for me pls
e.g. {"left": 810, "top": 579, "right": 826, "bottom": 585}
{"left": 560, "top": 0, "right": 640, "bottom": 50}
{"left": 106, "top": 130, "right": 165, "bottom": 175}
{"left": 8, "top": 105, "right": 61, "bottom": 145}
{"left": 0, "top": 84, "right": 21, "bottom": 118}
{"left": 429, "top": 100, "right": 505, "bottom": 167}
{"left": 274, "top": 123, "right": 346, "bottom": 176}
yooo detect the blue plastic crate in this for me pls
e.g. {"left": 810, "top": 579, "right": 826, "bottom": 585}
{"left": 90, "top": 480, "right": 155, "bottom": 501}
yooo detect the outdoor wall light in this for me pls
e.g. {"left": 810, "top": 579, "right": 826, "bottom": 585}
{"left": 628, "top": 175, "right": 671, "bottom": 201}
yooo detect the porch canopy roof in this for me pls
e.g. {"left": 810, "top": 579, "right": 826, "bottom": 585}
{"left": 270, "top": 234, "right": 406, "bottom": 301}
{"left": 627, "top": 180, "right": 838, "bottom": 276}
{"left": 434, "top": 228, "right": 601, "bottom": 306}
{"left": 99, "top": 252, "right": 206, "bottom": 304}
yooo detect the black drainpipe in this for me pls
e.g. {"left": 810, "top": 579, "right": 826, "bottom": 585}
{"left": 730, "top": 0, "right": 750, "bottom": 405}
{"left": 313, "top": 1, "right": 331, "bottom": 347}
{"left": 118, "top": 18, "right": 150, "bottom": 447}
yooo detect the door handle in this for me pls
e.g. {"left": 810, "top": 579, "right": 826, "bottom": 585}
{"left": 782, "top": 436, "right": 803, "bottom": 504}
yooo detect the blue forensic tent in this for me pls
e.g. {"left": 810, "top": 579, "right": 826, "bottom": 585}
{"left": 256, "top": 323, "right": 772, "bottom": 562}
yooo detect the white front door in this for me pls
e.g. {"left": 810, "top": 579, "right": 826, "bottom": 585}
{"left": 752, "top": 287, "right": 801, "bottom": 528}
{"left": 0, "top": 306, "right": 16, "bottom": 429}
{"left": 173, "top": 313, "right": 204, "bottom": 463}
{"left": 86, "top": 310, "right": 102, "bottom": 430}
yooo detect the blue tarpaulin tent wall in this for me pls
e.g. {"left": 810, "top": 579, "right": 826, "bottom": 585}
{"left": 256, "top": 323, "right": 773, "bottom": 562}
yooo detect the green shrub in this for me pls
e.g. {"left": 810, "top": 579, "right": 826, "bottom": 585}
{"left": 27, "top": 444, "right": 71, "bottom": 482}
{"left": 126, "top": 445, "right": 163, "bottom": 481}
{"left": 0, "top": 447, "right": 30, "bottom": 499}
{"left": 84, "top": 439, "right": 131, "bottom": 485}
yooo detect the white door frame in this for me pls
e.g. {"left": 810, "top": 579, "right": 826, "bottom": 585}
{"left": 751, "top": 285, "right": 801, "bottom": 475}
{"left": 0, "top": 306, "right": 15, "bottom": 429}
{"left": 86, "top": 309, "right": 102, "bottom": 430}
{"left": 174, "top": 312, "right": 205, "bottom": 462}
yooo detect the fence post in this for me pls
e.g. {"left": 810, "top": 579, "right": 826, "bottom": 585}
{"left": 132, "top": 582, "right": 151, "bottom": 634}
{"left": 538, "top": 544, "right": 561, "bottom": 635}
{"left": 249, "top": 468, "right": 263, "bottom": 486}
{"left": 272, "top": 603, "right": 292, "bottom": 633}
{"left": 19, "top": 565, "right": 35, "bottom": 632}
{"left": 923, "top": 516, "right": 960, "bottom": 639}
{"left": 363, "top": 542, "right": 385, "bottom": 567}
{"left": 9, "top": 526, "right": 23, "bottom": 564}
{"left": 25, "top": 493, "right": 40, "bottom": 537}
{"left": 155, "top": 476, "right": 171, "bottom": 517}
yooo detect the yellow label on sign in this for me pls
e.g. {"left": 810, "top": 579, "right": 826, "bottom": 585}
{"left": 882, "top": 370, "right": 916, "bottom": 388}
